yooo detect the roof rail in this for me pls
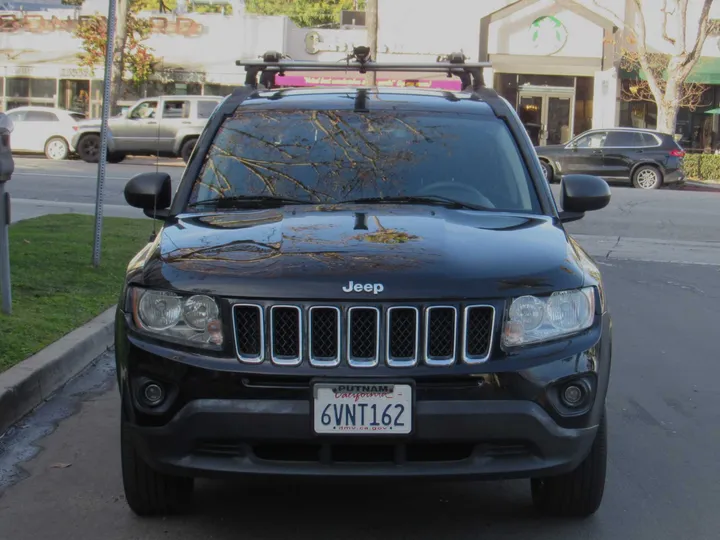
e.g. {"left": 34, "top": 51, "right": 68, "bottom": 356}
{"left": 237, "top": 47, "right": 491, "bottom": 92}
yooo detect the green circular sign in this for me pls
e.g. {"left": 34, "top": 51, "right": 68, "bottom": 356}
{"left": 530, "top": 15, "right": 568, "bottom": 56}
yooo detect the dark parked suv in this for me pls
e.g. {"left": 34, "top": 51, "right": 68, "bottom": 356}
{"left": 535, "top": 127, "right": 686, "bottom": 189}
{"left": 117, "top": 51, "right": 613, "bottom": 519}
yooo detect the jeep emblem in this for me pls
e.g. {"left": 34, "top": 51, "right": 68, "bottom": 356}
{"left": 342, "top": 280, "right": 384, "bottom": 294}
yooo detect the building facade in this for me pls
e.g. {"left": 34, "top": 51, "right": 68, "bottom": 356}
{"left": 0, "top": 0, "right": 718, "bottom": 150}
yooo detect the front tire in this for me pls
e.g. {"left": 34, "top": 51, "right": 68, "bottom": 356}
{"left": 77, "top": 133, "right": 101, "bottom": 163}
{"left": 45, "top": 137, "right": 69, "bottom": 160}
{"left": 531, "top": 412, "right": 607, "bottom": 518}
{"left": 540, "top": 161, "right": 554, "bottom": 183}
{"left": 180, "top": 138, "right": 197, "bottom": 163}
{"left": 121, "top": 415, "right": 194, "bottom": 516}
{"left": 632, "top": 165, "right": 662, "bottom": 189}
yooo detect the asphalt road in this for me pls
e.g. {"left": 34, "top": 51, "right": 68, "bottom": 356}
{"left": 2, "top": 259, "right": 719, "bottom": 539}
{"left": 6, "top": 157, "right": 720, "bottom": 243}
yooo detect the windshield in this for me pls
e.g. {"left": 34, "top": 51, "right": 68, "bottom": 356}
{"left": 188, "top": 108, "right": 540, "bottom": 213}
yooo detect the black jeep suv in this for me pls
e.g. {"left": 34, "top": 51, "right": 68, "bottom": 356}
{"left": 117, "top": 58, "right": 612, "bottom": 519}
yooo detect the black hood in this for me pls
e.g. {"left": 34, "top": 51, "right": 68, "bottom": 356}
{"left": 127, "top": 206, "right": 586, "bottom": 300}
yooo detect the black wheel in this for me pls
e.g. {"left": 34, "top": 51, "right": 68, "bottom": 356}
{"left": 121, "top": 413, "right": 194, "bottom": 516}
{"left": 108, "top": 152, "right": 127, "bottom": 164}
{"left": 531, "top": 412, "right": 607, "bottom": 518}
{"left": 180, "top": 138, "right": 197, "bottom": 163}
{"left": 45, "top": 137, "right": 69, "bottom": 160}
{"left": 632, "top": 165, "right": 662, "bottom": 189}
{"left": 77, "top": 133, "right": 101, "bottom": 163}
{"left": 540, "top": 161, "right": 554, "bottom": 183}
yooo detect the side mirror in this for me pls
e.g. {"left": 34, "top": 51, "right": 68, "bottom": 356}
{"left": 559, "top": 174, "right": 610, "bottom": 223}
{"left": 124, "top": 172, "right": 172, "bottom": 219}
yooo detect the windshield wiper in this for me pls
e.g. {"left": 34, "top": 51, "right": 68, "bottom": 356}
{"left": 187, "top": 195, "right": 317, "bottom": 209}
{"left": 340, "top": 195, "right": 489, "bottom": 210}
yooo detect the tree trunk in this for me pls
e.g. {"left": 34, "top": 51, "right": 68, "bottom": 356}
{"left": 365, "top": 0, "right": 378, "bottom": 86}
{"left": 656, "top": 78, "right": 681, "bottom": 135}
{"left": 110, "top": 0, "right": 129, "bottom": 115}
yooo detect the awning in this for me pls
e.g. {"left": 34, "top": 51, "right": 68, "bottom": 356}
{"left": 620, "top": 57, "right": 720, "bottom": 85}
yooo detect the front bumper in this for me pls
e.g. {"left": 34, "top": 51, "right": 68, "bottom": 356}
{"left": 126, "top": 398, "right": 599, "bottom": 481}
{"left": 118, "top": 311, "right": 612, "bottom": 481}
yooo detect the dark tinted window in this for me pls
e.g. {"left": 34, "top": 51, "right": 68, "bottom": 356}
{"left": 6, "top": 110, "right": 25, "bottom": 122}
{"left": 69, "top": 112, "right": 86, "bottom": 121}
{"left": 25, "top": 111, "right": 58, "bottom": 122}
{"left": 162, "top": 100, "right": 190, "bottom": 119}
{"left": 640, "top": 132, "right": 659, "bottom": 146}
{"left": 197, "top": 100, "right": 220, "bottom": 119}
{"left": 605, "top": 131, "right": 644, "bottom": 147}
{"left": 189, "top": 109, "right": 539, "bottom": 213}
{"left": 575, "top": 131, "right": 607, "bottom": 148}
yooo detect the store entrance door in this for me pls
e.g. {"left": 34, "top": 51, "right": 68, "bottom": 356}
{"left": 518, "top": 86, "right": 574, "bottom": 146}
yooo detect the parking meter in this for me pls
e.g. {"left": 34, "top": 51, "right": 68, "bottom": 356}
{"left": 0, "top": 111, "right": 15, "bottom": 314}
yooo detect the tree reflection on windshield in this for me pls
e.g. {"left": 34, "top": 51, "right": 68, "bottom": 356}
{"left": 189, "top": 105, "right": 539, "bottom": 213}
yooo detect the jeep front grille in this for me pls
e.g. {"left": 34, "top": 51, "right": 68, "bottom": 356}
{"left": 231, "top": 303, "right": 495, "bottom": 368}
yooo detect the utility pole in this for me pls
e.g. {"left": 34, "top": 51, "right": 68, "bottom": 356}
{"left": 365, "top": 0, "right": 378, "bottom": 86}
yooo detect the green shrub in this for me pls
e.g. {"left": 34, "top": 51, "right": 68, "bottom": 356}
{"left": 683, "top": 153, "right": 720, "bottom": 180}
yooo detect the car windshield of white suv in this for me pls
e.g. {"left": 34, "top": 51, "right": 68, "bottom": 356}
{"left": 188, "top": 109, "right": 541, "bottom": 213}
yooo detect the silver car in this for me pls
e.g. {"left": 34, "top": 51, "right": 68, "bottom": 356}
{"left": 73, "top": 95, "right": 223, "bottom": 163}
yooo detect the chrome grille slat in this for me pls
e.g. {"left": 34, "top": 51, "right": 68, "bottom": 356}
{"left": 425, "top": 306, "right": 458, "bottom": 366}
{"left": 347, "top": 307, "right": 380, "bottom": 368}
{"left": 309, "top": 306, "right": 341, "bottom": 367}
{"left": 232, "top": 304, "right": 264, "bottom": 363}
{"left": 462, "top": 305, "right": 495, "bottom": 364}
{"left": 386, "top": 307, "right": 419, "bottom": 367}
{"left": 270, "top": 305, "right": 302, "bottom": 366}
{"left": 232, "top": 303, "right": 495, "bottom": 368}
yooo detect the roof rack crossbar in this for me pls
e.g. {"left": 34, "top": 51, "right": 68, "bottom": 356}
{"left": 238, "top": 47, "right": 491, "bottom": 91}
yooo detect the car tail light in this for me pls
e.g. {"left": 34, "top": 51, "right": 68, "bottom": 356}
{"left": 670, "top": 149, "right": 685, "bottom": 157}
{"left": 72, "top": 125, "right": 78, "bottom": 131}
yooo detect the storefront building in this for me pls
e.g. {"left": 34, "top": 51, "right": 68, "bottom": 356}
{"left": 1, "top": 0, "right": 719, "bottom": 149}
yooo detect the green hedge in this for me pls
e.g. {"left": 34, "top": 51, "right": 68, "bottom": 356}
{"left": 683, "top": 153, "right": 720, "bottom": 181}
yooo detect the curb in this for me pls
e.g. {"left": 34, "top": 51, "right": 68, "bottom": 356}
{"left": 682, "top": 180, "right": 720, "bottom": 191}
{"left": 0, "top": 306, "right": 116, "bottom": 435}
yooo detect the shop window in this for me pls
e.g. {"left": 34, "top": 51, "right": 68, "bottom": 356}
{"left": 59, "top": 79, "right": 91, "bottom": 115}
{"left": 518, "top": 74, "right": 574, "bottom": 88}
{"left": 5, "top": 77, "right": 55, "bottom": 108}
{"left": 493, "top": 74, "right": 518, "bottom": 109}
{"left": 573, "top": 77, "right": 593, "bottom": 136}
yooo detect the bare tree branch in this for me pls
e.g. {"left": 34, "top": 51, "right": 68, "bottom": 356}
{"left": 681, "top": 0, "right": 713, "bottom": 69}
{"left": 631, "top": 0, "right": 665, "bottom": 104}
{"left": 661, "top": 0, "right": 677, "bottom": 45}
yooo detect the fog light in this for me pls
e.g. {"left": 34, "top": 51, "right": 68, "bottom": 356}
{"left": 143, "top": 383, "right": 165, "bottom": 406}
{"left": 563, "top": 385, "right": 583, "bottom": 405}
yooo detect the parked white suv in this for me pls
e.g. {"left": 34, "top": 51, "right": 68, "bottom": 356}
{"left": 73, "top": 95, "right": 223, "bottom": 163}
{"left": 5, "top": 106, "right": 85, "bottom": 160}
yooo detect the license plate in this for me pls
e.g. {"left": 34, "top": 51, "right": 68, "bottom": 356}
{"left": 313, "top": 383, "right": 413, "bottom": 435}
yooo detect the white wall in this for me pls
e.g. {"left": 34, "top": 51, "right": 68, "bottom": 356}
{"left": 488, "top": 1, "right": 604, "bottom": 58}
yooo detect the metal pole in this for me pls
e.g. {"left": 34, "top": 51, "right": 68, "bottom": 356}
{"left": 92, "top": 0, "right": 117, "bottom": 267}
{"left": 0, "top": 182, "right": 10, "bottom": 314}
{"left": 365, "top": 0, "right": 378, "bottom": 86}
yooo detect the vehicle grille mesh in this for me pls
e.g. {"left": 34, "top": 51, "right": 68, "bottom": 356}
{"left": 232, "top": 303, "right": 494, "bottom": 367}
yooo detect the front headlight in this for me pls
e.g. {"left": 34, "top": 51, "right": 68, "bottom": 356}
{"left": 501, "top": 287, "right": 595, "bottom": 348}
{"left": 130, "top": 287, "right": 223, "bottom": 347}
